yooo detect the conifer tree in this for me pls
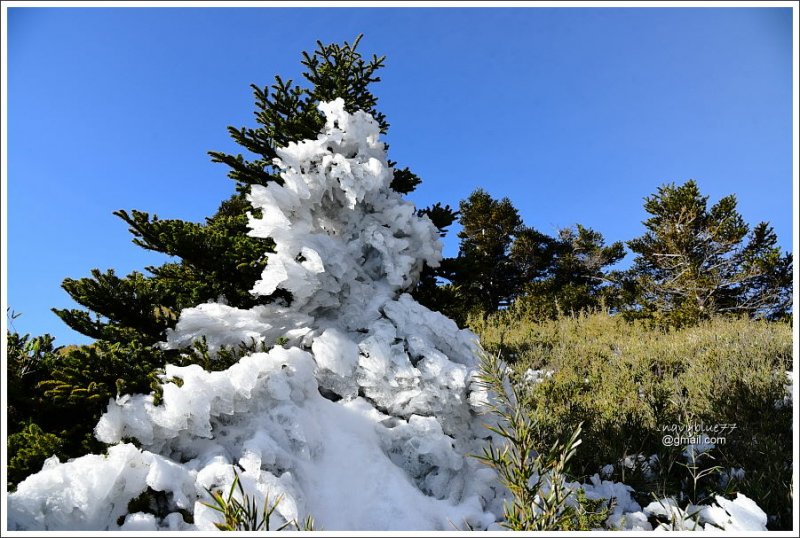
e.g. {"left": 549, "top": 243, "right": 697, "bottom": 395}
{"left": 439, "top": 189, "right": 539, "bottom": 322}
{"left": 6, "top": 331, "right": 62, "bottom": 489}
{"left": 626, "top": 179, "right": 792, "bottom": 325}
{"left": 445, "top": 189, "right": 623, "bottom": 323}
{"left": 8, "top": 37, "right": 456, "bottom": 488}
{"left": 8, "top": 98, "right": 500, "bottom": 532}
{"left": 515, "top": 225, "right": 625, "bottom": 318}
{"left": 55, "top": 36, "right": 454, "bottom": 346}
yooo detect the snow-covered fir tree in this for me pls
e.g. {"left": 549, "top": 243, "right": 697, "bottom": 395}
{"left": 8, "top": 99, "right": 502, "bottom": 531}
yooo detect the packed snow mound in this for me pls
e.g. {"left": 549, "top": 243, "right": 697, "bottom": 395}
{"left": 8, "top": 99, "right": 500, "bottom": 531}
{"left": 10, "top": 349, "right": 494, "bottom": 531}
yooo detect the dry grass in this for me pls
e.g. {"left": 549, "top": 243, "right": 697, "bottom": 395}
{"left": 470, "top": 311, "right": 793, "bottom": 529}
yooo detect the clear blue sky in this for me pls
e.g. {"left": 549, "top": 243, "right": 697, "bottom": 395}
{"left": 5, "top": 6, "right": 795, "bottom": 345}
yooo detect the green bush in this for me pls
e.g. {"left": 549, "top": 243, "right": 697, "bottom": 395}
{"left": 6, "top": 331, "right": 68, "bottom": 490}
{"left": 7, "top": 424, "right": 63, "bottom": 488}
{"left": 470, "top": 311, "right": 793, "bottom": 529}
{"left": 474, "top": 349, "right": 613, "bottom": 531}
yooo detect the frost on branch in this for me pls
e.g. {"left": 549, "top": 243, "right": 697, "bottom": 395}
{"left": 8, "top": 99, "right": 501, "bottom": 531}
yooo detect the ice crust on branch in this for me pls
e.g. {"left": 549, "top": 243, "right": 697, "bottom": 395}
{"left": 8, "top": 99, "right": 500, "bottom": 531}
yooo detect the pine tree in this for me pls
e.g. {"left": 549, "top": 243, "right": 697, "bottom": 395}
{"left": 10, "top": 37, "right": 457, "bottom": 488}
{"left": 515, "top": 225, "right": 625, "bottom": 319}
{"left": 445, "top": 189, "right": 535, "bottom": 320}
{"left": 444, "top": 189, "right": 623, "bottom": 323}
{"left": 54, "top": 36, "right": 453, "bottom": 346}
{"left": 626, "top": 179, "right": 792, "bottom": 325}
{"left": 6, "top": 330, "right": 62, "bottom": 489}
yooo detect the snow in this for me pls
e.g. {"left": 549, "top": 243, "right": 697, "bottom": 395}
{"left": 311, "top": 327, "right": 358, "bottom": 378}
{"left": 578, "top": 474, "right": 652, "bottom": 531}
{"left": 776, "top": 369, "right": 793, "bottom": 410}
{"left": 8, "top": 444, "right": 193, "bottom": 531}
{"left": 523, "top": 368, "right": 553, "bottom": 384}
{"left": 642, "top": 493, "right": 767, "bottom": 531}
{"left": 10, "top": 346, "right": 495, "bottom": 531}
{"left": 120, "top": 513, "right": 158, "bottom": 531}
{"left": 683, "top": 434, "right": 716, "bottom": 460}
{"left": 709, "top": 494, "right": 768, "bottom": 531}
